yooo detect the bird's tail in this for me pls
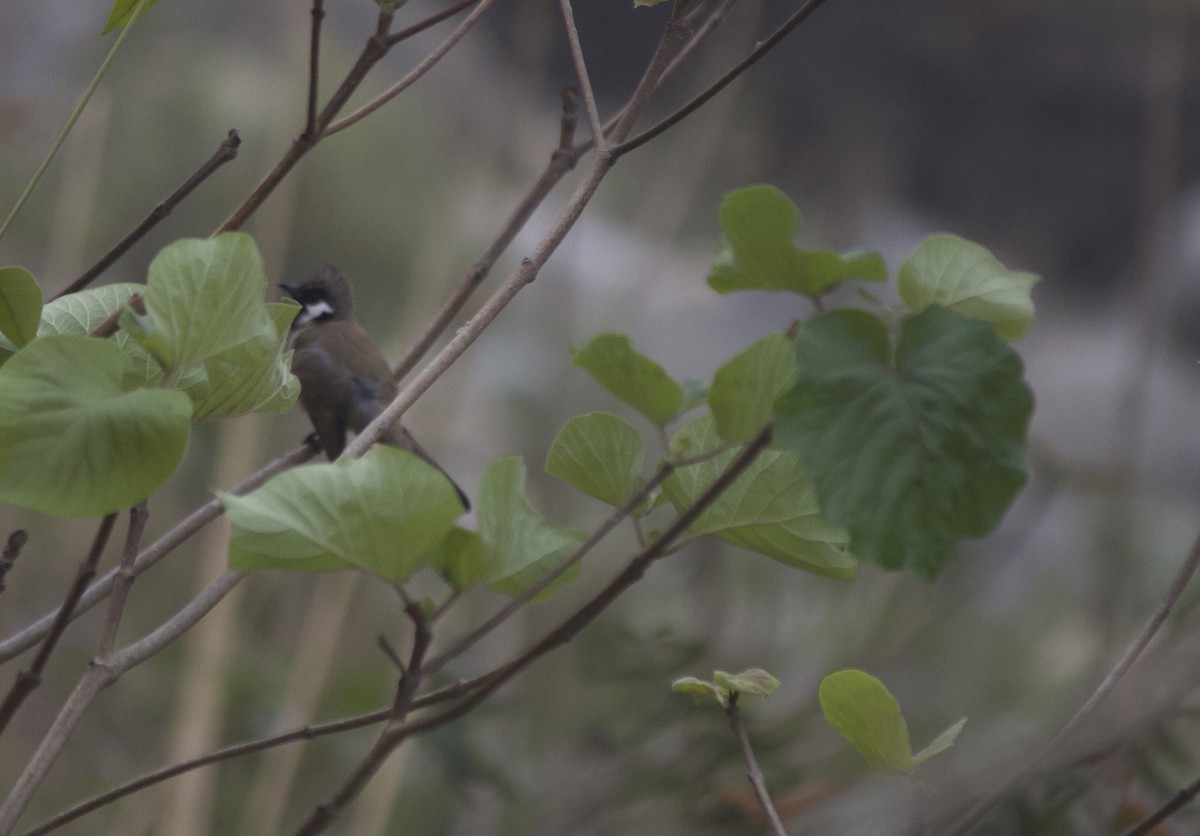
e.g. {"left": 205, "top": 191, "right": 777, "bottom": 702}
{"left": 385, "top": 425, "right": 471, "bottom": 511}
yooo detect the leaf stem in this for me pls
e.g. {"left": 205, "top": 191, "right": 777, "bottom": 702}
{"left": 0, "top": 0, "right": 151, "bottom": 246}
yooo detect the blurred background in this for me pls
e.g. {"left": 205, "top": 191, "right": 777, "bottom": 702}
{"left": 3, "top": 0, "right": 1200, "bottom": 833}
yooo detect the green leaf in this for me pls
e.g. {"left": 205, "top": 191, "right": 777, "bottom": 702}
{"left": 708, "top": 333, "right": 796, "bottom": 443}
{"left": 913, "top": 717, "right": 967, "bottom": 766}
{"left": 898, "top": 234, "right": 1040, "bottom": 340}
{"left": 713, "top": 668, "right": 780, "bottom": 699}
{"left": 123, "top": 234, "right": 275, "bottom": 372}
{"left": 774, "top": 307, "right": 1032, "bottom": 579}
{"left": 0, "top": 335, "right": 191, "bottom": 516}
{"left": 572, "top": 333, "right": 683, "bottom": 426}
{"left": 0, "top": 267, "right": 42, "bottom": 348}
{"left": 189, "top": 301, "right": 300, "bottom": 419}
{"left": 479, "top": 457, "right": 586, "bottom": 600}
{"left": 546, "top": 412, "right": 644, "bottom": 506}
{"left": 429, "top": 528, "right": 489, "bottom": 590}
{"left": 222, "top": 446, "right": 463, "bottom": 581}
{"left": 671, "top": 677, "right": 728, "bottom": 707}
{"left": 103, "top": 0, "right": 159, "bottom": 34}
{"left": 819, "top": 669, "right": 914, "bottom": 774}
{"left": 664, "top": 417, "right": 855, "bottom": 579}
{"left": 708, "top": 185, "right": 886, "bottom": 296}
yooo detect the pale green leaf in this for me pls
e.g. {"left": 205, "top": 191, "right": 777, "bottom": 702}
{"left": 572, "top": 333, "right": 683, "bottom": 426}
{"left": 708, "top": 185, "right": 887, "bottom": 296}
{"left": 546, "top": 412, "right": 643, "bottom": 506}
{"left": 0, "top": 267, "right": 42, "bottom": 348}
{"left": 222, "top": 446, "right": 463, "bottom": 580}
{"left": 479, "top": 457, "right": 585, "bottom": 600}
{"left": 819, "top": 669, "right": 914, "bottom": 774}
{"left": 898, "top": 234, "right": 1040, "bottom": 340}
{"left": 672, "top": 677, "right": 728, "bottom": 707}
{"left": 103, "top": 0, "right": 159, "bottom": 34}
{"left": 123, "top": 234, "right": 274, "bottom": 372}
{"left": 708, "top": 333, "right": 796, "bottom": 443}
{"left": 0, "top": 335, "right": 191, "bottom": 516}
{"left": 912, "top": 718, "right": 967, "bottom": 766}
{"left": 664, "top": 417, "right": 854, "bottom": 579}
{"left": 713, "top": 668, "right": 780, "bottom": 699}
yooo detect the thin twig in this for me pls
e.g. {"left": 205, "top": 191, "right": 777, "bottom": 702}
{"left": 946, "top": 528, "right": 1200, "bottom": 835}
{"left": 216, "top": 11, "right": 396, "bottom": 233}
{"left": 391, "top": 86, "right": 580, "bottom": 381}
{"left": 0, "top": 513, "right": 117, "bottom": 739}
{"left": 294, "top": 602, "right": 432, "bottom": 835}
{"left": 727, "top": 693, "right": 788, "bottom": 836}
{"left": 350, "top": 1, "right": 693, "bottom": 459}
{"left": 96, "top": 502, "right": 149, "bottom": 655}
{"left": 1123, "top": 773, "right": 1200, "bottom": 836}
{"left": 0, "top": 444, "right": 313, "bottom": 666}
{"left": 52, "top": 130, "right": 241, "bottom": 300}
{"left": 305, "top": 0, "right": 325, "bottom": 139}
{"left": 0, "top": 0, "right": 150, "bottom": 245}
{"left": 615, "top": 0, "right": 830, "bottom": 156}
{"left": 0, "top": 571, "right": 246, "bottom": 832}
{"left": 0, "top": 531, "right": 28, "bottom": 594}
{"left": 386, "top": 0, "right": 481, "bottom": 46}
{"left": 559, "top": 0, "right": 608, "bottom": 153}
{"left": 426, "top": 460, "right": 676, "bottom": 674}
{"left": 323, "top": 0, "right": 500, "bottom": 136}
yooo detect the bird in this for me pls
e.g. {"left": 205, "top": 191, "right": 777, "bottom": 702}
{"left": 280, "top": 266, "right": 470, "bottom": 510}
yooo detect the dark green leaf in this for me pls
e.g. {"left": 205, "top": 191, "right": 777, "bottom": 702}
{"left": 774, "top": 307, "right": 1032, "bottom": 578}
{"left": 0, "top": 335, "right": 191, "bottom": 516}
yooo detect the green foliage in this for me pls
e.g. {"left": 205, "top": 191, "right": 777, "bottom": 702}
{"left": 103, "top": 0, "right": 159, "bottom": 34}
{"left": 0, "top": 335, "right": 192, "bottom": 516}
{"left": 572, "top": 333, "right": 683, "bottom": 426}
{"left": 546, "top": 412, "right": 644, "bottom": 506}
{"left": 708, "top": 185, "right": 886, "bottom": 296}
{"left": 708, "top": 333, "right": 796, "bottom": 443}
{"left": 774, "top": 307, "right": 1032, "bottom": 579}
{"left": 664, "top": 417, "right": 855, "bottom": 579}
{"left": 673, "top": 667, "right": 780, "bottom": 708}
{"left": 478, "top": 457, "right": 585, "bottom": 600}
{"left": 818, "top": 669, "right": 965, "bottom": 774}
{"left": 222, "top": 447, "right": 465, "bottom": 581}
{"left": 0, "top": 267, "right": 41, "bottom": 348}
{"left": 898, "top": 233, "right": 1040, "bottom": 340}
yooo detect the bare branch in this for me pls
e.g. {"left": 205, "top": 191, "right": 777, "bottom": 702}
{"left": 0, "top": 530, "right": 28, "bottom": 594}
{"left": 615, "top": 0, "right": 829, "bottom": 156}
{"left": 305, "top": 0, "right": 325, "bottom": 138}
{"left": 324, "top": 0, "right": 501, "bottom": 136}
{"left": 727, "top": 693, "right": 788, "bottom": 836}
{"left": 0, "top": 444, "right": 313, "bottom": 665}
{"left": 53, "top": 130, "right": 241, "bottom": 300}
{"left": 0, "top": 513, "right": 117, "bottom": 739}
{"left": 559, "top": 0, "right": 608, "bottom": 153}
{"left": 96, "top": 502, "right": 149, "bottom": 655}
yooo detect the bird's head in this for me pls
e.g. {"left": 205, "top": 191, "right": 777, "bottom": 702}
{"left": 280, "top": 266, "right": 354, "bottom": 326}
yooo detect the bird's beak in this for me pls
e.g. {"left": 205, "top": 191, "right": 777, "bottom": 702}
{"left": 278, "top": 282, "right": 300, "bottom": 301}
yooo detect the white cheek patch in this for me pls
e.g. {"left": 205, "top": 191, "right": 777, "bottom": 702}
{"left": 297, "top": 300, "right": 334, "bottom": 325}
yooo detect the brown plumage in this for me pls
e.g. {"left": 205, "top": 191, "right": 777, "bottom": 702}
{"left": 281, "top": 267, "right": 469, "bottom": 510}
